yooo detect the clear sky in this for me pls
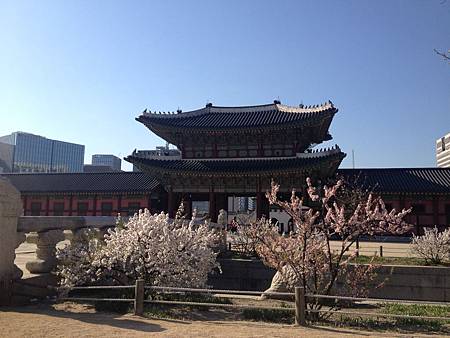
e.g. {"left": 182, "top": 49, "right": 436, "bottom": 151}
{"left": 1, "top": 0, "right": 449, "bottom": 171}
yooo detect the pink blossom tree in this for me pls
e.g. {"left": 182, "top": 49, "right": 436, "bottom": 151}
{"left": 248, "top": 177, "right": 412, "bottom": 316}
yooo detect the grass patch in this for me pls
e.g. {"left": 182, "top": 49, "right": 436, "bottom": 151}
{"left": 352, "top": 255, "right": 428, "bottom": 266}
{"left": 151, "top": 292, "right": 233, "bottom": 305}
{"left": 322, "top": 303, "right": 450, "bottom": 334}
{"left": 351, "top": 255, "right": 450, "bottom": 266}
{"left": 381, "top": 303, "right": 450, "bottom": 317}
{"left": 380, "top": 303, "right": 450, "bottom": 331}
{"left": 242, "top": 308, "right": 294, "bottom": 324}
{"left": 144, "top": 292, "right": 234, "bottom": 319}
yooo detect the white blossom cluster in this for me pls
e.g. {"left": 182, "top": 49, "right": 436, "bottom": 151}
{"left": 411, "top": 226, "right": 450, "bottom": 264}
{"left": 57, "top": 209, "right": 220, "bottom": 289}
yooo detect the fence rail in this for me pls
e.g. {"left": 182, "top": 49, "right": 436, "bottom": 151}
{"left": 64, "top": 281, "right": 450, "bottom": 326}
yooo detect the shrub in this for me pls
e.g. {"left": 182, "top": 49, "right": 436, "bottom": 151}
{"left": 411, "top": 227, "right": 450, "bottom": 265}
{"left": 57, "top": 207, "right": 221, "bottom": 290}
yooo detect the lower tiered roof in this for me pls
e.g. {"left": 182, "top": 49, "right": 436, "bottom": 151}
{"left": 126, "top": 147, "right": 346, "bottom": 177}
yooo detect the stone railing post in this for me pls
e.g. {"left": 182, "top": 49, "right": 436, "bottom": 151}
{"left": 13, "top": 232, "right": 26, "bottom": 280}
{"left": 0, "top": 177, "right": 22, "bottom": 305}
{"left": 26, "top": 229, "right": 64, "bottom": 274}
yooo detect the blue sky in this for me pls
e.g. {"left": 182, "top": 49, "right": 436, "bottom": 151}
{"left": 1, "top": 0, "right": 449, "bottom": 171}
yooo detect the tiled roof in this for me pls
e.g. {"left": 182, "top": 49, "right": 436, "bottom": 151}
{"left": 1, "top": 172, "right": 160, "bottom": 194}
{"left": 338, "top": 168, "right": 450, "bottom": 194}
{"left": 2, "top": 167, "right": 450, "bottom": 195}
{"left": 137, "top": 101, "right": 336, "bottom": 130}
{"left": 127, "top": 147, "right": 345, "bottom": 176}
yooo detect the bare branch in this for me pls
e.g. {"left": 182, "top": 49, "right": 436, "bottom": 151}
{"left": 434, "top": 48, "right": 450, "bottom": 62}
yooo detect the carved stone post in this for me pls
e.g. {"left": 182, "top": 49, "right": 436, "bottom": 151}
{"left": 0, "top": 177, "right": 23, "bottom": 305}
{"left": 13, "top": 232, "right": 26, "bottom": 280}
{"left": 26, "top": 229, "right": 64, "bottom": 274}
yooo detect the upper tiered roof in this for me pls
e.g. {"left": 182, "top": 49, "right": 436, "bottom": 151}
{"left": 137, "top": 100, "right": 336, "bottom": 131}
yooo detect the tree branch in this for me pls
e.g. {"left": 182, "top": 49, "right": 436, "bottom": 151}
{"left": 434, "top": 48, "right": 450, "bottom": 62}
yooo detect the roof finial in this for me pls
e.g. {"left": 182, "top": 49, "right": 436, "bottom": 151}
{"left": 177, "top": 107, "right": 182, "bottom": 114}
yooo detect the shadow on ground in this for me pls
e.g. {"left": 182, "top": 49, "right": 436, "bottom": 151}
{"left": 0, "top": 302, "right": 167, "bottom": 334}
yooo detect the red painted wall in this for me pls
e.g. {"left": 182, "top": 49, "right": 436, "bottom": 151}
{"left": 21, "top": 194, "right": 152, "bottom": 217}
{"left": 19, "top": 192, "right": 450, "bottom": 235}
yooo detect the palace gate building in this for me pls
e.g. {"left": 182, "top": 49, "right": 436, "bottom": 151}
{"left": 2, "top": 100, "right": 450, "bottom": 234}
{"left": 126, "top": 100, "right": 346, "bottom": 221}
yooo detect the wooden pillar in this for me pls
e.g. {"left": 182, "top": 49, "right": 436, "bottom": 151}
{"left": 23, "top": 195, "right": 28, "bottom": 216}
{"left": 256, "top": 192, "right": 263, "bottom": 219}
{"left": 256, "top": 176, "right": 269, "bottom": 219}
{"left": 147, "top": 194, "right": 152, "bottom": 213}
{"left": 45, "top": 196, "right": 50, "bottom": 216}
{"left": 216, "top": 193, "right": 228, "bottom": 214}
{"left": 183, "top": 194, "right": 192, "bottom": 218}
{"left": 93, "top": 194, "right": 98, "bottom": 216}
{"left": 69, "top": 195, "right": 73, "bottom": 216}
{"left": 209, "top": 188, "right": 217, "bottom": 222}
{"left": 117, "top": 194, "right": 122, "bottom": 215}
{"left": 256, "top": 176, "right": 262, "bottom": 219}
{"left": 399, "top": 195, "right": 405, "bottom": 210}
{"left": 433, "top": 196, "right": 439, "bottom": 226}
{"left": 168, "top": 187, "right": 174, "bottom": 218}
{"left": 262, "top": 194, "right": 270, "bottom": 219}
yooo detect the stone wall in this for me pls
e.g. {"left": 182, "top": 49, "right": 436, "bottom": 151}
{"left": 368, "top": 265, "right": 450, "bottom": 302}
{"left": 0, "top": 177, "right": 22, "bottom": 305}
{"left": 209, "top": 258, "right": 450, "bottom": 302}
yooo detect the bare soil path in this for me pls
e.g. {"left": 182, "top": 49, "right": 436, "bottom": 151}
{"left": 0, "top": 302, "right": 444, "bottom": 338}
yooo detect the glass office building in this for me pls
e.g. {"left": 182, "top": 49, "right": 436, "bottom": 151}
{"left": 91, "top": 154, "right": 122, "bottom": 171}
{"left": 0, "top": 132, "right": 85, "bottom": 173}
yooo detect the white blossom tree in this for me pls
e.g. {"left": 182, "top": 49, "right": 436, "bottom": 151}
{"left": 411, "top": 226, "right": 450, "bottom": 265}
{"left": 247, "top": 177, "right": 412, "bottom": 317}
{"left": 57, "top": 206, "right": 220, "bottom": 290}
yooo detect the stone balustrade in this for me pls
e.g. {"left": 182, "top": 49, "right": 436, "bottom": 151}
{"left": 16, "top": 216, "right": 117, "bottom": 276}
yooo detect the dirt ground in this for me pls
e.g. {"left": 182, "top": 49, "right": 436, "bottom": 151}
{"left": 0, "top": 302, "right": 445, "bottom": 338}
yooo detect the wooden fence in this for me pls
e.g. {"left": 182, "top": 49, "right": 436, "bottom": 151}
{"left": 65, "top": 281, "right": 450, "bottom": 326}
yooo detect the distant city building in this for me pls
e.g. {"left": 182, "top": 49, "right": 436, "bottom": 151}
{"left": 131, "top": 146, "right": 181, "bottom": 172}
{"left": 0, "top": 132, "right": 84, "bottom": 173}
{"left": 0, "top": 141, "right": 14, "bottom": 173}
{"left": 92, "top": 154, "right": 121, "bottom": 171}
{"left": 83, "top": 164, "right": 119, "bottom": 173}
{"left": 436, "top": 133, "right": 450, "bottom": 168}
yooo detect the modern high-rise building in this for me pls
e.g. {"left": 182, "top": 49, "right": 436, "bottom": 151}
{"left": 436, "top": 133, "right": 450, "bottom": 168}
{"left": 0, "top": 141, "right": 14, "bottom": 173}
{"left": 91, "top": 154, "right": 122, "bottom": 171}
{"left": 0, "top": 132, "right": 84, "bottom": 173}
